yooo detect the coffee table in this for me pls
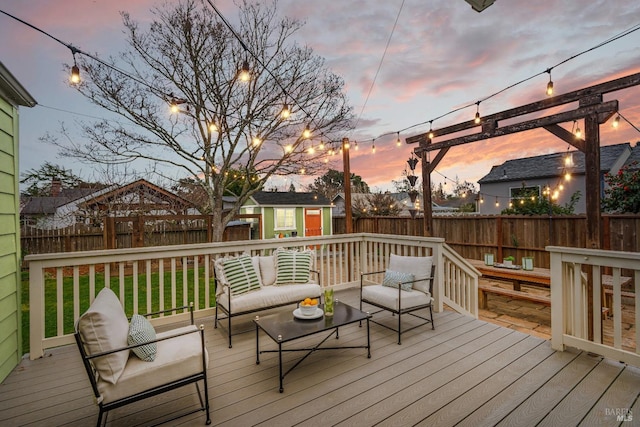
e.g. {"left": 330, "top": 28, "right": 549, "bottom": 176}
{"left": 254, "top": 300, "right": 371, "bottom": 392}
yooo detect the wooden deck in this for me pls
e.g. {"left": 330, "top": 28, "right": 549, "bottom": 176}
{"left": 2, "top": 288, "right": 639, "bottom": 427}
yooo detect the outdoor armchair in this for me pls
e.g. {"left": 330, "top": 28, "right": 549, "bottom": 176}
{"left": 360, "top": 254, "right": 435, "bottom": 344}
{"left": 74, "top": 287, "right": 211, "bottom": 426}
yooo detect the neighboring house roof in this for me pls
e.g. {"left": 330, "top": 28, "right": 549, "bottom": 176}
{"left": 251, "top": 191, "right": 330, "bottom": 206}
{"left": 478, "top": 143, "right": 632, "bottom": 184}
{"left": 79, "top": 179, "right": 196, "bottom": 212}
{"left": 21, "top": 188, "right": 102, "bottom": 215}
{"left": 623, "top": 142, "right": 640, "bottom": 169}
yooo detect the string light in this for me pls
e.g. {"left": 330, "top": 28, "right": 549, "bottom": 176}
{"left": 209, "top": 122, "right": 218, "bottom": 133}
{"left": 428, "top": 121, "right": 434, "bottom": 139}
{"left": 396, "top": 132, "right": 402, "bottom": 147}
{"left": 238, "top": 59, "right": 251, "bottom": 82}
{"left": 285, "top": 144, "right": 293, "bottom": 153}
{"left": 354, "top": 141, "right": 359, "bottom": 150}
{"left": 545, "top": 68, "right": 553, "bottom": 96}
{"left": 372, "top": 141, "right": 376, "bottom": 154}
{"left": 307, "top": 146, "right": 315, "bottom": 154}
{"left": 252, "top": 136, "right": 262, "bottom": 147}
{"left": 474, "top": 101, "right": 481, "bottom": 124}
{"left": 612, "top": 115, "right": 620, "bottom": 128}
{"left": 318, "top": 140, "right": 325, "bottom": 150}
{"left": 302, "top": 123, "right": 312, "bottom": 139}
{"left": 280, "top": 103, "right": 291, "bottom": 119}
{"left": 70, "top": 54, "right": 80, "bottom": 84}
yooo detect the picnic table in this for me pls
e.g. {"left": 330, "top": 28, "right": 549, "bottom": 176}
{"left": 466, "top": 258, "right": 550, "bottom": 291}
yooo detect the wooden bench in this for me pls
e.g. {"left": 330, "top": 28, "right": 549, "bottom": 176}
{"left": 478, "top": 284, "right": 551, "bottom": 309}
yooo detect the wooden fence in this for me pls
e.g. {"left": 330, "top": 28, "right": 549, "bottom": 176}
{"left": 333, "top": 214, "right": 640, "bottom": 269}
{"left": 21, "top": 213, "right": 639, "bottom": 270}
{"left": 20, "top": 215, "right": 251, "bottom": 260}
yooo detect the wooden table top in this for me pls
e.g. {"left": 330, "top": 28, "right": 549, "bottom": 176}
{"left": 467, "top": 258, "right": 551, "bottom": 287}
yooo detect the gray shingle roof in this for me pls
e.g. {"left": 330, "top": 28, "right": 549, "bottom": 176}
{"left": 478, "top": 143, "right": 632, "bottom": 184}
{"left": 623, "top": 142, "right": 640, "bottom": 169}
{"left": 251, "top": 191, "right": 330, "bottom": 206}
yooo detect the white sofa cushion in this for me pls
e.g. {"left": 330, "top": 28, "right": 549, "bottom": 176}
{"left": 362, "top": 285, "right": 432, "bottom": 311}
{"left": 97, "top": 325, "right": 208, "bottom": 404}
{"left": 258, "top": 255, "right": 276, "bottom": 286}
{"left": 217, "top": 283, "right": 321, "bottom": 313}
{"left": 388, "top": 254, "right": 433, "bottom": 294}
{"left": 274, "top": 248, "right": 314, "bottom": 284}
{"left": 76, "top": 288, "right": 130, "bottom": 384}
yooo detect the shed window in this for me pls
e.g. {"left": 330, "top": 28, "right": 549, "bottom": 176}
{"left": 274, "top": 208, "right": 295, "bottom": 229}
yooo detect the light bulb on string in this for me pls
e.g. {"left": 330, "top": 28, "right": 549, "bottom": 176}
{"left": 612, "top": 115, "right": 620, "bottom": 128}
{"left": 474, "top": 101, "right": 481, "bottom": 124}
{"left": 280, "top": 103, "right": 291, "bottom": 119}
{"left": 307, "top": 146, "right": 315, "bottom": 155}
{"left": 252, "top": 136, "right": 262, "bottom": 147}
{"left": 302, "top": 124, "right": 312, "bottom": 139}
{"left": 354, "top": 141, "right": 359, "bottom": 151}
{"left": 318, "top": 139, "right": 325, "bottom": 150}
{"left": 396, "top": 133, "right": 402, "bottom": 147}
{"left": 372, "top": 142, "right": 376, "bottom": 154}
{"left": 428, "top": 121, "right": 434, "bottom": 139}
{"left": 495, "top": 197, "right": 499, "bottom": 207}
{"left": 209, "top": 122, "right": 218, "bottom": 133}
{"left": 546, "top": 68, "right": 553, "bottom": 96}
{"left": 565, "top": 172, "right": 571, "bottom": 181}
{"left": 70, "top": 57, "right": 80, "bottom": 84}
{"left": 238, "top": 59, "right": 250, "bottom": 82}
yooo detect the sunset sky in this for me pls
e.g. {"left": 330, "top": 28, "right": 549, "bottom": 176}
{"left": 1, "top": 0, "right": 639, "bottom": 193}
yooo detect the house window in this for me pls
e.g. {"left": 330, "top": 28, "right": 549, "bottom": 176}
{"left": 274, "top": 208, "right": 295, "bottom": 229}
{"left": 510, "top": 185, "right": 541, "bottom": 204}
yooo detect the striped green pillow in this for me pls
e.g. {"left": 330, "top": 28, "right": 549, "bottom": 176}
{"left": 275, "top": 249, "right": 313, "bottom": 285}
{"left": 223, "top": 255, "right": 261, "bottom": 296}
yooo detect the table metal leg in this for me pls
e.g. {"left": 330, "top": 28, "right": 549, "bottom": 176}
{"left": 366, "top": 317, "right": 371, "bottom": 358}
{"left": 278, "top": 342, "right": 284, "bottom": 393}
{"left": 255, "top": 323, "right": 260, "bottom": 365}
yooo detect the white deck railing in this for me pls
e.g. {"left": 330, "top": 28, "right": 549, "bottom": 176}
{"left": 547, "top": 245, "right": 640, "bottom": 366}
{"left": 25, "top": 233, "right": 480, "bottom": 359}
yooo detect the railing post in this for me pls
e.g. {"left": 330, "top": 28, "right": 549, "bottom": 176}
{"left": 29, "top": 260, "right": 45, "bottom": 359}
{"left": 433, "top": 242, "right": 444, "bottom": 313}
{"left": 549, "top": 249, "right": 565, "bottom": 351}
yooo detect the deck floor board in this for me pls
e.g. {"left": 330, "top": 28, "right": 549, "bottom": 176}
{"left": 1, "top": 288, "right": 638, "bottom": 427}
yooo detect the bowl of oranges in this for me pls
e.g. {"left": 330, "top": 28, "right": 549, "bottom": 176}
{"left": 299, "top": 297, "right": 319, "bottom": 316}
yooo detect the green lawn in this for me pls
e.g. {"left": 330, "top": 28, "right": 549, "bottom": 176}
{"left": 21, "top": 268, "right": 216, "bottom": 355}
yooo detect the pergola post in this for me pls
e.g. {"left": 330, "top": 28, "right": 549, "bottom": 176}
{"left": 342, "top": 137, "right": 353, "bottom": 234}
{"left": 421, "top": 150, "right": 433, "bottom": 236}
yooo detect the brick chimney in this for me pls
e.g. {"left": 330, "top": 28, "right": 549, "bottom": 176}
{"left": 51, "top": 178, "right": 62, "bottom": 197}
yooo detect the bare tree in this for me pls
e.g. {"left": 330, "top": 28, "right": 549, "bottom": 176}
{"left": 48, "top": 0, "right": 353, "bottom": 241}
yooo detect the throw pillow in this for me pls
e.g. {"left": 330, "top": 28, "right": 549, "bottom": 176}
{"left": 76, "top": 287, "right": 130, "bottom": 384}
{"left": 128, "top": 314, "right": 157, "bottom": 362}
{"left": 275, "top": 248, "right": 313, "bottom": 285}
{"left": 223, "top": 254, "right": 262, "bottom": 295}
{"left": 382, "top": 269, "right": 415, "bottom": 291}
{"left": 388, "top": 254, "right": 433, "bottom": 294}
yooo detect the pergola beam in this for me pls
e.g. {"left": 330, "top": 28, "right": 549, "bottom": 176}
{"left": 413, "top": 101, "right": 617, "bottom": 153}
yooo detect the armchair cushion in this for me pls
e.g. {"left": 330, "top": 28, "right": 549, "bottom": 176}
{"left": 128, "top": 314, "right": 157, "bottom": 362}
{"left": 76, "top": 288, "right": 130, "bottom": 384}
{"left": 97, "top": 325, "right": 208, "bottom": 404}
{"left": 382, "top": 270, "right": 414, "bottom": 291}
{"left": 274, "top": 248, "right": 313, "bottom": 284}
{"left": 388, "top": 254, "right": 433, "bottom": 294}
{"left": 362, "top": 285, "right": 431, "bottom": 311}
